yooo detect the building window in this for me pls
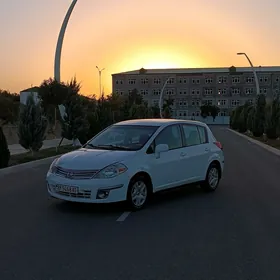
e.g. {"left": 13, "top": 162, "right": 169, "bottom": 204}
{"left": 247, "top": 99, "right": 253, "bottom": 105}
{"left": 232, "top": 88, "right": 241, "bottom": 95}
{"left": 203, "top": 100, "right": 213, "bottom": 106}
{"left": 204, "top": 88, "right": 213, "bottom": 95}
{"left": 153, "top": 99, "right": 159, "bottom": 106}
{"left": 166, "top": 89, "right": 175, "bottom": 95}
{"left": 217, "top": 99, "right": 226, "bottom": 106}
{"left": 191, "top": 89, "right": 200, "bottom": 96}
{"left": 153, "top": 78, "right": 161, "bottom": 84}
{"left": 245, "top": 88, "right": 254, "bottom": 95}
{"left": 275, "top": 77, "right": 280, "bottom": 83}
{"left": 192, "top": 78, "right": 200, "bottom": 84}
{"left": 232, "top": 76, "right": 240, "bottom": 83}
{"left": 140, "top": 78, "right": 148, "bottom": 84}
{"left": 191, "top": 99, "right": 200, "bottom": 106}
{"left": 116, "top": 80, "right": 124, "bottom": 85}
{"left": 246, "top": 76, "right": 254, "bottom": 83}
{"left": 177, "top": 111, "right": 188, "bottom": 117}
{"left": 231, "top": 100, "right": 240, "bottom": 107}
{"left": 260, "top": 88, "right": 267, "bottom": 95}
{"left": 217, "top": 88, "right": 227, "bottom": 95}
{"left": 166, "top": 78, "right": 175, "bottom": 84}
{"left": 140, "top": 89, "right": 149, "bottom": 96}
{"left": 128, "top": 90, "right": 133, "bottom": 94}
{"left": 179, "top": 100, "right": 188, "bottom": 106}
{"left": 178, "top": 77, "right": 187, "bottom": 84}
{"left": 153, "top": 89, "right": 161, "bottom": 95}
{"left": 259, "top": 76, "right": 269, "bottom": 83}
{"left": 218, "top": 76, "right": 227, "bottom": 84}
{"left": 179, "top": 89, "right": 188, "bottom": 95}
{"left": 219, "top": 111, "right": 227, "bottom": 116}
{"left": 128, "top": 79, "right": 136, "bottom": 85}
{"left": 205, "top": 78, "right": 213, "bottom": 84}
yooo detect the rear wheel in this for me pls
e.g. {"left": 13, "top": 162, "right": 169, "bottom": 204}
{"left": 127, "top": 176, "right": 150, "bottom": 210}
{"left": 201, "top": 163, "right": 220, "bottom": 192}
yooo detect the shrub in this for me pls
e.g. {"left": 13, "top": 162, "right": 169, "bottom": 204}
{"left": 252, "top": 94, "right": 266, "bottom": 137}
{"left": 17, "top": 94, "right": 48, "bottom": 154}
{"left": 60, "top": 95, "right": 89, "bottom": 145}
{"left": 0, "top": 126, "right": 10, "bottom": 168}
{"left": 265, "top": 97, "right": 280, "bottom": 139}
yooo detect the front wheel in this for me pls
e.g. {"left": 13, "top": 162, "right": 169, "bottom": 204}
{"left": 127, "top": 176, "right": 150, "bottom": 210}
{"left": 201, "top": 163, "right": 220, "bottom": 192}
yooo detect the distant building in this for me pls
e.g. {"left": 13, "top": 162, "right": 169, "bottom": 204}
{"left": 112, "top": 66, "right": 280, "bottom": 118}
{"left": 20, "top": 86, "right": 40, "bottom": 105}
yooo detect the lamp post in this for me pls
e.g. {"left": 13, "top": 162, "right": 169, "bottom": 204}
{"left": 237, "top": 52, "right": 260, "bottom": 96}
{"left": 96, "top": 66, "right": 105, "bottom": 98}
{"left": 54, "top": 0, "right": 78, "bottom": 82}
{"left": 159, "top": 77, "right": 171, "bottom": 118}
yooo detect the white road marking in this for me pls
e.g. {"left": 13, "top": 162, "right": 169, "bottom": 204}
{"left": 116, "top": 211, "right": 131, "bottom": 222}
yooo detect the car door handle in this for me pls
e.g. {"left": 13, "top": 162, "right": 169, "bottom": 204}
{"left": 205, "top": 148, "right": 210, "bottom": 152}
{"left": 180, "top": 152, "right": 187, "bottom": 157}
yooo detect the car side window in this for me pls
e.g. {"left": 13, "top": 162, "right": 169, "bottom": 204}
{"left": 182, "top": 125, "right": 201, "bottom": 146}
{"left": 154, "top": 125, "right": 183, "bottom": 150}
{"left": 197, "top": 126, "right": 208, "bottom": 144}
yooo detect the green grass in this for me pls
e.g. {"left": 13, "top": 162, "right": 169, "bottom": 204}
{"left": 9, "top": 145, "right": 79, "bottom": 166}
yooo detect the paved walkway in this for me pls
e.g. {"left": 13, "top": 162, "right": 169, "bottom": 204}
{"left": 9, "top": 138, "right": 72, "bottom": 155}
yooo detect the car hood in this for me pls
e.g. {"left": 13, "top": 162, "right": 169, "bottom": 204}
{"left": 56, "top": 148, "right": 136, "bottom": 170}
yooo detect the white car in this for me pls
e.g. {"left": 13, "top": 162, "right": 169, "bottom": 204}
{"left": 46, "top": 119, "right": 224, "bottom": 210}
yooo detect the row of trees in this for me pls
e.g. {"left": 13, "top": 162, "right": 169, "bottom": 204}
{"left": 0, "top": 77, "right": 222, "bottom": 168}
{"left": 230, "top": 94, "right": 280, "bottom": 139}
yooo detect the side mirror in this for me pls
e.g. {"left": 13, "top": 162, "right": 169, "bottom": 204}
{"left": 155, "top": 144, "right": 169, "bottom": 158}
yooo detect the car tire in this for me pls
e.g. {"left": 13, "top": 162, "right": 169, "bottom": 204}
{"left": 201, "top": 163, "right": 220, "bottom": 192}
{"left": 126, "top": 175, "right": 150, "bottom": 211}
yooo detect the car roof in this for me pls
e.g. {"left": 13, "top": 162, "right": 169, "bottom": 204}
{"left": 114, "top": 118, "right": 207, "bottom": 127}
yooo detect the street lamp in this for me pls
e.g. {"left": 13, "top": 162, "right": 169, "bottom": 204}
{"left": 159, "top": 77, "right": 171, "bottom": 118}
{"left": 237, "top": 52, "right": 260, "bottom": 96}
{"left": 54, "top": 0, "right": 78, "bottom": 82}
{"left": 96, "top": 66, "right": 105, "bottom": 98}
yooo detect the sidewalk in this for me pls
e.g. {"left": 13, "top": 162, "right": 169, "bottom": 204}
{"left": 9, "top": 138, "right": 72, "bottom": 156}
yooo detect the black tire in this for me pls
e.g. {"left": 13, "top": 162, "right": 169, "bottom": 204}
{"left": 201, "top": 163, "right": 220, "bottom": 192}
{"left": 126, "top": 175, "right": 150, "bottom": 211}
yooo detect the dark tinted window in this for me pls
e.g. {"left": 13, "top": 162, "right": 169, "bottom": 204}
{"left": 155, "top": 125, "right": 183, "bottom": 150}
{"left": 197, "top": 126, "right": 208, "bottom": 144}
{"left": 182, "top": 125, "right": 201, "bottom": 146}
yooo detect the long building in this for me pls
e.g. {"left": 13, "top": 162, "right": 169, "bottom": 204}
{"left": 112, "top": 66, "right": 280, "bottom": 118}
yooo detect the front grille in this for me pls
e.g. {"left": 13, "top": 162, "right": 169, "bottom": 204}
{"left": 55, "top": 167, "right": 99, "bottom": 180}
{"left": 56, "top": 189, "right": 91, "bottom": 199}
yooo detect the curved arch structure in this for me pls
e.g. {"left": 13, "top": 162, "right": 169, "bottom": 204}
{"left": 54, "top": 0, "right": 78, "bottom": 82}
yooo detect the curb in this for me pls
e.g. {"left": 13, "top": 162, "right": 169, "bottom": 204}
{"left": 227, "top": 128, "right": 280, "bottom": 156}
{"left": 0, "top": 155, "right": 59, "bottom": 177}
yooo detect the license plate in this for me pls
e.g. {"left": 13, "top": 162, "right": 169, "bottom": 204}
{"left": 54, "top": 184, "right": 79, "bottom": 194}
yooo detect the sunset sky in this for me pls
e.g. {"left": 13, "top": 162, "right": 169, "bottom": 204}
{"left": 1, "top": 0, "right": 280, "bottom": 95}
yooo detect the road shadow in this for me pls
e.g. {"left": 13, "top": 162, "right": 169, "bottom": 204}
{"left": 51, "top": 199, "right": 126, "bottom": 216}
{"left": 148, "top": 184, "right": 216, "bottom": 209}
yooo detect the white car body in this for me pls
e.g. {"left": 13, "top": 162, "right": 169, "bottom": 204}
{"left": 46, "top": 119, "right": 224, "bottom": 204}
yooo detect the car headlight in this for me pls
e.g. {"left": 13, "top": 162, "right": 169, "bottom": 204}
{"left": 49, "top": 158, "right": 59, "bottom": 173}
{"left": 94, "top": 163, "right": 127, "bottom": 179}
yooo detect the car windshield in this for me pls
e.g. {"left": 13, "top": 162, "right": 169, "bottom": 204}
{"left": 85, "top": 125, "right": 159, "bottom": 151}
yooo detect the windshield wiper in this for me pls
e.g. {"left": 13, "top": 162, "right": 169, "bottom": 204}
{"left": 84, "top": 143, "right": 101, "bottom": 149}
{"left": 96, "top": 144, "right": 132, "bottom": 151}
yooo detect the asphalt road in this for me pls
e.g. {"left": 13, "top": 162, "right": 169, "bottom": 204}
{"left": 1, "top": 126, "right": 280, "bottom": 280}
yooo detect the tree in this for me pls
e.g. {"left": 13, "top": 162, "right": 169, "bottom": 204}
{"left": 0, "top": 90, "right": 20, "bottom": 124}
{"left": 252, "top": 94, "right": 266, "bottom": 137}
{"left": 265, "top": 97, "right": 280, "bottom": 139}
{"left": 162, "top": 98, "right": 174, "bottom": 118}
{"left": 209, "top": 105, "right": 220, "bottom": 121}
{"left": 60, "top": 95, "right": 89, "bottom": 145}
{"left": 200, "top": 105, "right": 209, "bottom": 118}
{"left": 0, "top": 125, "right": 10, "bottom": 168}
{"left": 17, "top": 94, "right": 48, "bottom": 154}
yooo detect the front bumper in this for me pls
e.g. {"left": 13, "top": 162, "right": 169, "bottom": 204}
{"left": 46, "top": 172, "right": 129, "bottom": 203}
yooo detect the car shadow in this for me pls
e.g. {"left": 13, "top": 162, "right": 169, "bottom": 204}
{"left": 51, "top": 199, "right": 126, "bottom": 216}
{"left": 148, "top": 183, "right": 211, "bottom": 209}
